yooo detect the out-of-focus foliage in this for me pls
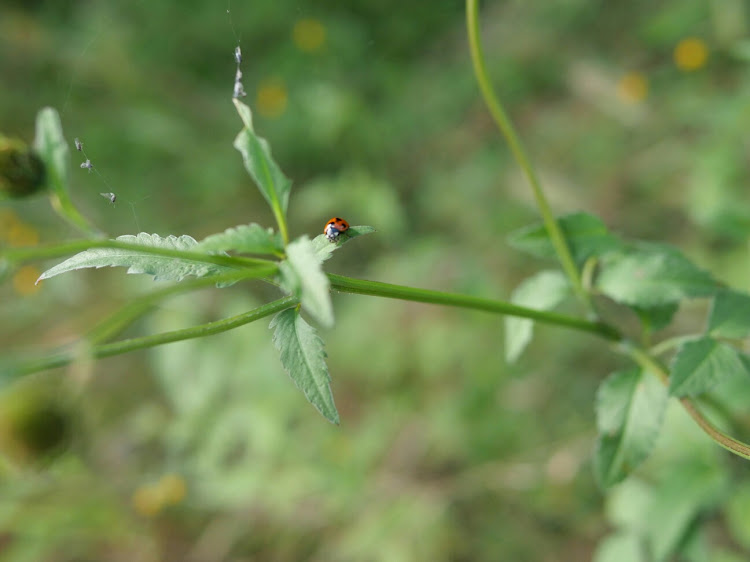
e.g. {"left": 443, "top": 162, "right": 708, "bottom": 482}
{"left": 1, "top": 0, "right": 750, "bottom": 560}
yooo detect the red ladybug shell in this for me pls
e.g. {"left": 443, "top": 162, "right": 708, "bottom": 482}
{"left": 324, "top": 217, "right": 350, "bottom": 241}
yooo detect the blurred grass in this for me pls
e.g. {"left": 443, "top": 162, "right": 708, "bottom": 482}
{"left": 1, "top": 0, "right": 750, "bottom": 560}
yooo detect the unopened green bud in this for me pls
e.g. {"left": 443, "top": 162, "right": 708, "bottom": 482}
{"left": 0, "top": 136, "right": 46, "bottom": 199}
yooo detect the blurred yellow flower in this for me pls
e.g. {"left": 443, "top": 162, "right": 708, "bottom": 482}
{"left": 132, "top": 484, "right": 163, "bottom": 517}
{"left": 293, "top": 18, "right": 326, "bottom": 53}
{"left": 0, "top": 209, "right": 21, "bottom": 238}
{"left": 6, "top": 221, "right": 39, "bottom": 247}
{"left": 132, "top": 473, "right": 187, "bottom": 517}
{"left": 158, "top": 473, "right": 187, "bottom": 506}
{"left": 257, "top": 78, "right": 288, "bottom": 119}
{"left": 674, "top": 38, "right": 709, "bottom": 71}
{"left": 616, "top": 71, "right": 649, "bottom": 103}
{"left": 13, "top": 266, "right": 41, "bottom": 296}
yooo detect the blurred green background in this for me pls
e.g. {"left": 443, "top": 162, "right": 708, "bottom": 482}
{"left": 2, "top": 0, "right": 750, "bottom": 560}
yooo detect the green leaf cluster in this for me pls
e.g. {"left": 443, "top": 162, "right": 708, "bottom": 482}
{"left": 7, "top": 102, "right": 376, "bottom": 424}
{"left": 506, "top": 209, "right": 750, "bottom": 487}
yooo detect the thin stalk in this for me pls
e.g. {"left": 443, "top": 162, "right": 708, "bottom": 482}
{"left": 50, "top": 192, "right": 102, "bottom": 237}
{"left": 273, "top": 207, "right": 289, "bottom": 247}
{"left": 649, "top": 335, "right": 695, "bottom": 358}
{"left": 5, "top": 296, "right": 297, "bottom": 378}
{"left": 86, "top": 267, "right": 277, "bottom": 344}
{"left": 465, "top": 0, "right": 591, "bottom": 313}
{"left": 328, "top": 273, "right": 621, "bottom": 341}
{"left": 624, "top": 344, "right": 750, "bottom": 461}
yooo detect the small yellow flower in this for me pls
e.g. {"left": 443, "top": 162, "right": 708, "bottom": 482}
{"left": 674, "top": 38, "right": 709, "bottom": 71}
{"left": 132, "top": 473, "right": 187, "bottom": 517}
{"left": 13, "top": 266, "right": 41, "bottom": 296}
{"left": 7, "top": 222, "right": 39, "bottom": 247}
{"left": 293, "top": 18, "right": 326, "bottom": 53}
{"left": 617, "top": 72, "right": 649, "bottom": 103}
{"left": 158, "top": 473, "right": 187, "bottom": 506}
{"left": 0, "top": 209, "right": 22, "bottom": 238}
{"left": 256, "top": 78, "right": 288, "bottom": 119}
{"left": 132, "top": 484, "right": 163, "bottom": 517}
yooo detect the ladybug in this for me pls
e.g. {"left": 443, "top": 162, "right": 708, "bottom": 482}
{"left": 323, "top": 217, "right": 350, "bottom": 242}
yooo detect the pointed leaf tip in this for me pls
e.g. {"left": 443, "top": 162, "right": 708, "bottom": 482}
{"left": 270, "top": 308, "right": 339, "bottom": 424}
{"left": 594, "top": 369, "right": 667, "bottom": 487}
{"left": 233, "top": 102, "right": 291, "bottom": 217}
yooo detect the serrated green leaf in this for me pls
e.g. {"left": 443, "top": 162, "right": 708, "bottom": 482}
{"left": 312, "top": 225, "right": 376, "bottom": 262}
{"left": 279, "top": 236, "right": 333, "bottom": 328}
{"left": 594, "top": 369, "right": 667, "bottom": 488}
{"left": 669, "top": 337, "right": 748, "bottom": 397}
{"left": 508, "top": 212, "right": 623, "bottom": 263}
{"left": 270, "top": 308, "right": 339, "bottom": 424}
{"left": 505, "top": 270, "right": 570, "bottom": 362}
{"left": 197, "top": 223, "right": 283, "bottom": 255}
{"left": 233, "top": 99, "right": 291, "bottom": 215}
{"left": 596, "top": 243, "right": 720, "bottom": 307}
{"left": 707, "top": 290, "right": 750, "bottom": 339}
{"left": 38, "top": 233, "right": 236, "bottom": 282}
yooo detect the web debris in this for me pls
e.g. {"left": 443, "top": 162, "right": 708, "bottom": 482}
{"left": 232, "top": 47, "right": 247, "bottom": 99}
{"left": 227, "top": 1, "right": 246, "bottom": 99}
{"left": 74, "top": 137, "right": 110, "bottom": 192}
{"left": 73, "top": 137, "right": 133, "bottom": 219}
{"left": 74, "top": 137, "right": 152, "bottom": 229}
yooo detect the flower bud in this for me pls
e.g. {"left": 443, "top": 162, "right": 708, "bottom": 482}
{"left": 0, "top": 136, "right": 46, "bottom": 199}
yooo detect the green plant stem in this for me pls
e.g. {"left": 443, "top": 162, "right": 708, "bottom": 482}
{"left": 328, "top": 273, "right": 621, "bottom": 341}
{"left": 465, "top": 0, "right": 591, "bottom": 313}
{"left": 50, "top": 192, "right": 102, "bottom": 237}
{"left": 273, "top": 208, "right": 289, "bottom": 247}
{"left": 2, "top": 239, "right": 276, "bottom": 270}
{"left": 624, "top": 343, "right": 750, "bottom": 461}
{"left": 86, "top": 268, "right": 277, "bottom": 344}
{"left": 5, "top": 296, "right": 297, "bottom": 378}
{"left": 649, "top": 335, "right": 695, "bottom": 357}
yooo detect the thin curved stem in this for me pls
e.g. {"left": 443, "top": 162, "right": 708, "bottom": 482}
{"left": 50, "top": 192, "right": 102, "bottom": 238}
{"left": 624, "top": 344, "right": 750, "bottom": 460}
{"left": 86, "top": 268, "right": 277, "bottom": 344}
{"left": 465, "top": 0, "right": 592, "bottom": 313}
{"left": 649, "top": 335, "right": 695, "bottom": 358}
{"left": 3, "top": 296, "right": 297, "bottom": 379}
{"left": 328, "top": 273, "right": 621, "bottom": 341}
